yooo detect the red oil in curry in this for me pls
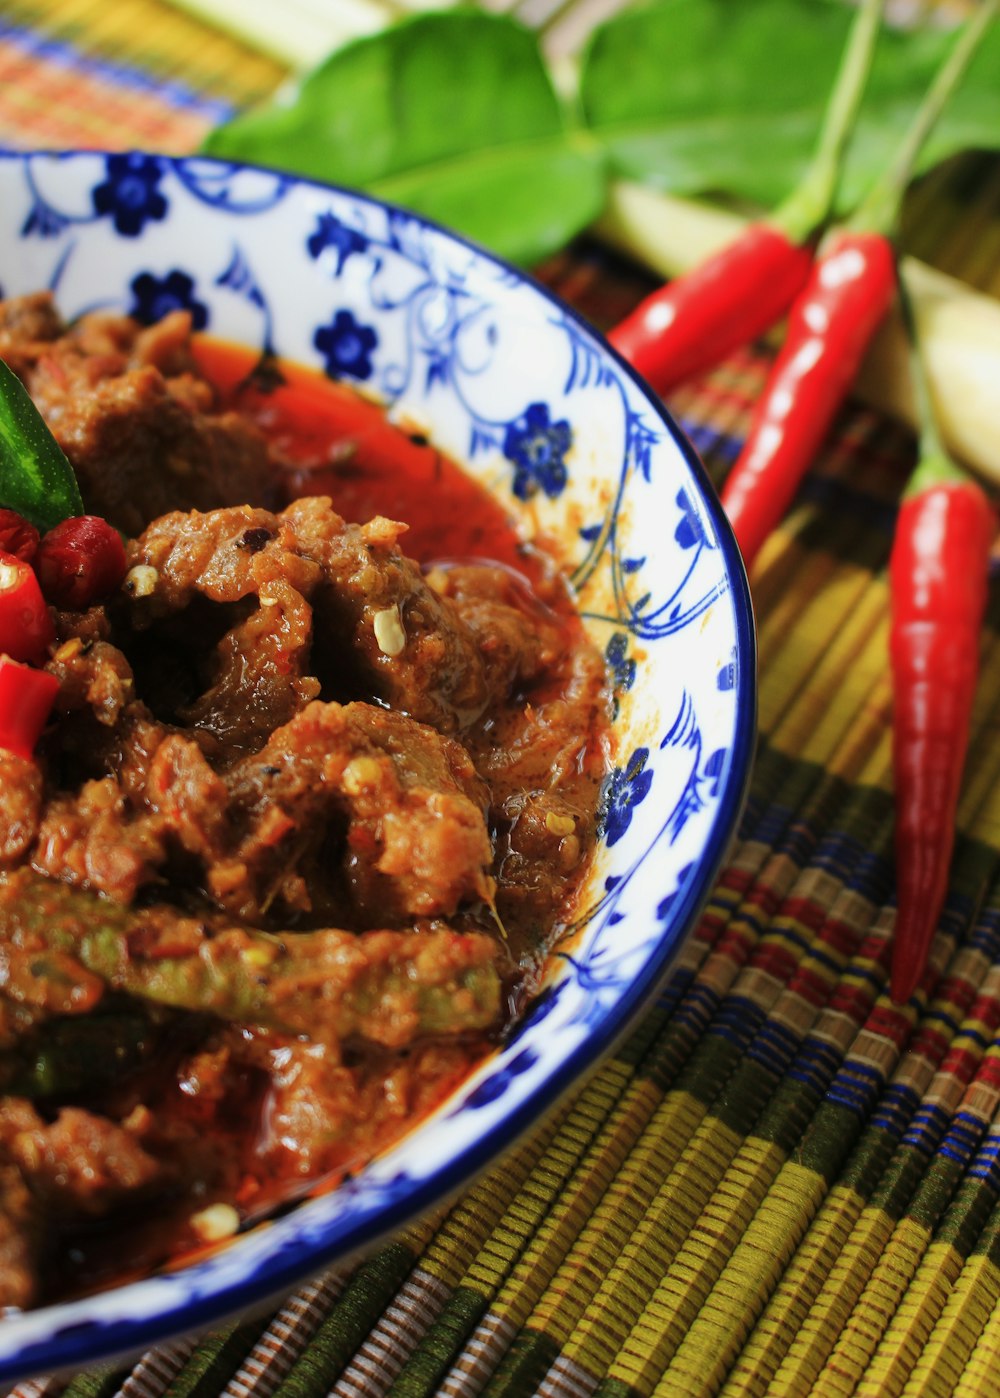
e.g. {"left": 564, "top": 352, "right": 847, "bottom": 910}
{"left": 192, "top": 340, "right": 550, "bottom": 578}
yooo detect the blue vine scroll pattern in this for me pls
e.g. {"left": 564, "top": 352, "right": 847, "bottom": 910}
{"left": 555, "top": 316, "right": 727, "bottom": 643}
{"left": 19, "top": 153, "right": 291, "bottom": 242}
{"left": 530, "top": 683, "right": 730, "bottom": 1045}
{"left": 306, "top": 203, "right": 580, "bottom": 501}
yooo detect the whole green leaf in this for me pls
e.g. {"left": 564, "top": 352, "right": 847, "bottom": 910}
{"left": 580, "top": 0, "right": 850, "bottom": 209}
{"left": 0, "top": 358, "right": 83, "bottom": 532}
{"left": 203, "top": 10, "right": 605, "bottom": 266}
{"left": 203, "top": 0, "right": 1000, "bottom": 267}
{"left": 580, "top": 0, "right": 1000, "bottom": 217}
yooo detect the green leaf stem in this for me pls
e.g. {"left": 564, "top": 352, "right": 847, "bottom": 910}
{"left": 582, "top": 0, "right": 1000, "bottom": 218}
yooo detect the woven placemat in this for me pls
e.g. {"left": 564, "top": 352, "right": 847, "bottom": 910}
{"left": 4, "top": 2, "right": 1000, "bottom": 1395}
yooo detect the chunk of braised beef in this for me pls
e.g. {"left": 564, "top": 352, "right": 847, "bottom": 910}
{"left": 0, "top": 294, "right": 277, "bottom": 533}
{"left": 283, "top": 499, "right": 492, "bottom": 733}
{"left": 215, "top": 700, "right": 493, "bottom": 927}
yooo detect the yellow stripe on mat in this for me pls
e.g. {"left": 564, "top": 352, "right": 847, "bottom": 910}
{"left": 2, "top": 0, "right": 286, "bottom": 105}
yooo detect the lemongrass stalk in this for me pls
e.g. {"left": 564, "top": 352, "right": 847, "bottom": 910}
{"left": 167, "top": 0, "right": 398, "bottom": 69}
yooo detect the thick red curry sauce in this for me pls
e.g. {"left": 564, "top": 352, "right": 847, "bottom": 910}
{"left": 194, "top": 340, "right": 550, "bottom": 576}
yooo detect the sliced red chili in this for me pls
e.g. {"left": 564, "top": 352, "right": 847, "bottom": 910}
{"left": 889, "top": 476, "right": 995, "bottom": 1003}
{"left": 0, "top": 654, "right": 59, "bottom": 759}
{"left": 36, "top": 515, "right": 128, "bottom": 611}
{"left": 0, "top": 549, "right": 54, "bottom": 664}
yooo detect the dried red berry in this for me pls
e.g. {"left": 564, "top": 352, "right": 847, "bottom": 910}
{"left": 36, "top": 516, "right": 128, "bottom": 611}
{"left": 0, "top": 509, "right": 40, "bottom": 563}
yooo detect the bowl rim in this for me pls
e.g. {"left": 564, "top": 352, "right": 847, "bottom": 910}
{"left": 0, "top": 147, "right": 757, "bottom": 1382}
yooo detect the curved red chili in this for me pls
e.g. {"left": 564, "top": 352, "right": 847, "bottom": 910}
{"left": 0, "top": 548, "right": 54, "bottom": 664}
{"left": 605, "top": 0, "right": 886, "bottom": 396}
{"left": 720, "top": 229, "right": 897, "bottom": 568}
{"left": 606, "top": 226, "right": 815, "bottom": 395}
{"left": 0, "top": 654, "right": 59, "bottom": 759}
{"left": 889, "top": 477, "right": 995, "bottom": 1004}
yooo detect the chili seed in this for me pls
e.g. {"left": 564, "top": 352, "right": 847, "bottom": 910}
{"left": 373, "top": 605, "right": 406, "bottom": 656}
{"left": 190, "top": 1203, "right": 240, "bottom": 1243}
{"left": 123, "top": 565, "right": 159, "bottom": 598}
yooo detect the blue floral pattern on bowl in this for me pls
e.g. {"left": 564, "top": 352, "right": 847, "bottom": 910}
{"left": 129, "top": 268, "right": 208, "bottom": 328}
{"left": 598, "top": 747, "right": 654, "bottom": 847}
{"left": 0, "top": 149, "right": 755, "bottom": 1384}
{"left": 503, "top": 401, "right": 572, "bottom": 500}
{"left": 91, "top": 153, "right": 168, "bottom": 237}
{"left": 314, "top": 308, "right": 378, "bottom": 381}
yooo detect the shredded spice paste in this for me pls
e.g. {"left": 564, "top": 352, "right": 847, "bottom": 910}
{"left": 0, "top": 295, "right": 611, "bottom": 1308}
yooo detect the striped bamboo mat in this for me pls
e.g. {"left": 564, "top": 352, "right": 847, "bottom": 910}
{"left": 4, "top": 1, "right": 1000, "bottom": 1394}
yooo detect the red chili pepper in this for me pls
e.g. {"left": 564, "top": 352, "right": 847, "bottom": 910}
{"left": 35, "top": 515, "right": 128, "bottom": 611}
{"left": 889, "top": 474, "right": 995, "bottom": 1004}
{"left": 0, "top": 549, "right": 54, "bottom": 664}
{"left": 0, "top": 654, "right": 59, "bottom": 759}
{"left": 717, "top": 0, "right": 995, "bottom": 569}
{"left": 720, "top": 229, "right": 897, "bottom": 568}
{"left": 0, "top": 509, "right": 40, "bottom": 562}
{"left": 606, "top": 0, "right": 885, "bottom": 395}
{"left": 607, "top": 226, "right": 815, "bottom": 395}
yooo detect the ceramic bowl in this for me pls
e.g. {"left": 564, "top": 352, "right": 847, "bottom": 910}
{"left": 0, "top": 149, "right": 755, "bottom": 1383}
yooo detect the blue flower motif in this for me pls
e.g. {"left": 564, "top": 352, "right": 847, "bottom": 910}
{"left": 314, "top": 310, "right": 378, "bottom": 381}
{"left": 675, "top": 487, "right": 708, "bottom": 550}
{"left": 598, "top": 747, "right": 653, "bottom": 848}
{"left": 605, "top": 633, "right": 636, "bottom": 693}
{"left": 503, "top": 403, "right": 571, "bottom": 501}
{"left": 128, "top": 270, "right": 208, "bottom": 329}
{"left": 307, "top": 212, "right": 369, "bottom": 271}
{"left": 92, "top": 154, "right": 168, "bottom": 238}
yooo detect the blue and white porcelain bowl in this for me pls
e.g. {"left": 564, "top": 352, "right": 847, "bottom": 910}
{"left": 0, "top": 150, "right": 755, "bottom": 1382}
